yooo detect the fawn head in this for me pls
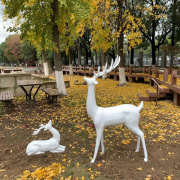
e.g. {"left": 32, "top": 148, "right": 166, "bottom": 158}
{"left": 44, "top": 120, "right": 52, "bottom": 131}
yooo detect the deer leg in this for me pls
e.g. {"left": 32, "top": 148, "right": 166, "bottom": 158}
{"left": 91, "top": 129, "right": 103, "bottom": 163}
{"left": 135, "top": 136, "right": 140, "bottom": 152}
{"left": 101, "top": 132, "right": 104, "bottom": 155}
{"left": 125, "top": 124, "right": 148, "bottom": 162}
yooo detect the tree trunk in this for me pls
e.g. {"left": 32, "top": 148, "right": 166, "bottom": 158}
{"left": 151, "top": 17, "right": 156, "bottom": 66}
{"left": 73, "top": 57, "right": 76, "bottom": 65}
{"left": 85, "top": 48, "right": 88, "bottom": 65}
{"left": 170, "top": 0, "right": 176, "bottom": 68}
{"left": 90, "top": 50, "right": 94, "bottom": 66}
{"left": 130, "top": 48, "right": 134, "bottom": 65}
{"left": 95, "top": 50, "right": 98, "bottom": 66}
{"left": 42, "top": 49, "right": 49, "bottom": 76}
{"left": 161, "top": 50, "right": 167, "bottom": 68}
{"left": 101, "top": 50, "right": 107, "bottom": 79}
{"left": 117, "top": 0, "right": 126, "bottom": 86}
{"left": 139, "top": 51, "right": 143, "bottom": 67}
{"left": 170, "top": 26, "right": 175, "bottom": 67}
{"left": 77, "top": 38, "right": 81, "bottom": 66}
{"left": 151, "top": 42, "right": 156, "bottom": 66}
{"left": 68, "top": 48, "right": 73, "bottom": 75}
{"left": 51, "top": 0, "right": 66, "bottom": 95}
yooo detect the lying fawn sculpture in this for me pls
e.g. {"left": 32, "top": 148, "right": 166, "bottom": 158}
{"left": 26, "top": 120, "right": 65, "bottom": 155}
{"left": 84, "top": 56, "right": 148, "bottom": 163}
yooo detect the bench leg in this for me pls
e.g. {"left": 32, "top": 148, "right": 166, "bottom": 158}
{"left": 52, "top": 96, "right": 58, "bottom": 106}
{"left": 3, "top": 101, "right": 13, "bottom": 109}
{"left": 137, "top": 78, "right": 144, "bottom": 83}
{"left": 129, "top": 77, "right": 136, "bottom": 83}
{"left": 173, "top": 92, "right": 180, "bottom": 106}
{"left": 149, "top": 79, "right": 154, "bottom": 86}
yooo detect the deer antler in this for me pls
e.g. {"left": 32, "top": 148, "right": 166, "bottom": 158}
{"left": 95, "top": 56, "right": 120, "bottom": 78}
{"left": 32, "top": 124, "right": 44, "bottom": 135}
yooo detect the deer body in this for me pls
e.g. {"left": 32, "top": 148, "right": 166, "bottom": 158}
{"left": 84, "top": 56, "right": 148, "bottom": 163}
{"left": 26, "top": 120, "right": 65, "bottom": 155}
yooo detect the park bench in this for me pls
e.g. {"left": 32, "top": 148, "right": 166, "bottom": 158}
{"left": 0, "top": 91, "right": 14, "bottom": 108}
{"left": 0, "top": 91, "right": 14, "bottom": 102}
{"left": 41, "top": 88, "right": 62, "bottom": 105}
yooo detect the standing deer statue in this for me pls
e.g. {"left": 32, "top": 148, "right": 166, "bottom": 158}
{"left": 26, "top": 120, "right": 65, "bottom": 155}
{"left": 84, "top": 56, "right": 148, "bottom": 163}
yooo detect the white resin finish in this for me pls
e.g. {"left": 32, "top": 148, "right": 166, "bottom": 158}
{"left": 26, "top": 120, "right": 66, "bottom": 155}
{"left": 84, "top": 56, "right": 148, "bottom": 163}
{"left": 102, "top": 66, "right": 107, "bottom": 79}
{"left": 69, "top": 64, "right": 73, "bottom": 75}
{"left": 119, "top": 67, "right": 127, "bottom": 85}
{"left": 43, "top": 62, "right": 49, "bottom": 76}
{"left": 55, "top": 70, "right": 67, "bottom": 95}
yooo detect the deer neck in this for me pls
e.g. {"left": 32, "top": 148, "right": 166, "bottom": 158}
{"left": 49, "top": 127, "right": 60, "bottom": 143}
{"left": 86, "top": 84, "right": 98, "bottom": 119}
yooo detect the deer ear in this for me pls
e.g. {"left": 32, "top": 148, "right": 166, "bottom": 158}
{"left": 93, "top": 80, "right": 98, "bottom": 84}
{"left": 49, "top": 120, "right": 52, "bottom": 126}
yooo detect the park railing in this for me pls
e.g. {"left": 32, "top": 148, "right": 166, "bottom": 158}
{"left": 62, "top": 65, "right": 180, "bottom": 106}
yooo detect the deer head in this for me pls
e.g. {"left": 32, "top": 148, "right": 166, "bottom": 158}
{"left": 84, "top": 56, "right": 120, "bottom": 85}
{"left": 44, "top": 120, "right": 52, "bottom": 131}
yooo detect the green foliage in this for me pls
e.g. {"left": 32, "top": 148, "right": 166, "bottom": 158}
{"left": 0, "top": 35, "right": 38, "bottom": 65}
{"left": 21, "top": 40, "right": 37, "bottom": 62}
{"left": 2, "top": 0, "right": 91, "bottom": 52}
{"left": 2, "top": 0, "right": 180, "bottom": 67}
{"left": 0, "top": 43, "right": 8, "bottom": 64}
{"left": 3, "top": 34, "right": 22, "bottom": 63}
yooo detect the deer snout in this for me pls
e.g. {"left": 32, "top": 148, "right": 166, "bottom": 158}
{"left": 84, "top": 76, "right": 88, "bottom": 82}
{"left": 84, "top": 76, "right": 98, "bottom": 85}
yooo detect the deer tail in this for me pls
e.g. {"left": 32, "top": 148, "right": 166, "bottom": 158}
{"left": 137, "top": 101, "right": 143, "bottom": 111}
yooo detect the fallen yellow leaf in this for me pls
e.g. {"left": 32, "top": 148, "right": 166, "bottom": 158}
{"left": 137, "top": 167, "right": 142, "bottom": 171}
{"left": 167, "top": 175, "right": 171, "bottom": 180}
{"left": 0, "top": 169, "right": 5, "bottom": 172}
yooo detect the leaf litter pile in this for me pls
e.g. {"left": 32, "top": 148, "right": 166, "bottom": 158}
{"left": 0, "top": 75, "right": 179, "bottom": 180}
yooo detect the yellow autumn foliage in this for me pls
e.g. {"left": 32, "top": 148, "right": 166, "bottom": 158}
{"left": 15, "top": 75, "right": 180, "bottom": 179}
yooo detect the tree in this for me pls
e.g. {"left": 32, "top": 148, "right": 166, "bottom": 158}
{"left": 134, "top": 0, "right": 171, "bottom": 66}
{"left": 0, "top": 42, "right": 8, "bottom": 64}
{"left": 90, "top": 0, "right": 117, "bottom": 78}
{"left": 116, "top": 0, "right": 127, "bottom": 86}
{"left": 3, "top": 34, "right": 22, "bottom": 65}
{"left": 167, "top": 0, "right": 180, "bottom": 67}
{"left": 2, "top": 0, "right": 91, "bottom": 95}
{"left": 21, "top": 40, "right": 37, "bottom": 65}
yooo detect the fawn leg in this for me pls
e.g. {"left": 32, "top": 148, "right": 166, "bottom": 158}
{"left": 135, "top": 136, "right": 140, "bottom": 152}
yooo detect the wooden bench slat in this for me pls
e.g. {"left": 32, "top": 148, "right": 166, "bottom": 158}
{"left": 41, "top": 88, "right": 61, "bottom": 96}
{"left": 41, "top": 88, "right": 61, "bottom": 105}
{"left": 0, "top": 91, "right": 14, "bottom": 101}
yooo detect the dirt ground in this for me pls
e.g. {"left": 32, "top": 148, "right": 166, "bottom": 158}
{"left": 0, "top": 77, "right": 179, "bottom": 180}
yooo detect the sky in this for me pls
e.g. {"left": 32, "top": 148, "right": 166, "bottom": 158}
{"left": 0, "top": 4, "right": 13, "bottom": 44}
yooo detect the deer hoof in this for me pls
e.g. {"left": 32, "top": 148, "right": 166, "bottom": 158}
{"left": 144, "top": 158, "right": 148, "bottom": 162}
{"left": 91, "top": 159, "right": 95, "bottom": 163}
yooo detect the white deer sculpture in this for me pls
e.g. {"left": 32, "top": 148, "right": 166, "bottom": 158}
{"left": 26, "top": 120, "right": 66, "bottom": 155}
{"left": 84, "top": 56, "right": 148, "bottom": 163}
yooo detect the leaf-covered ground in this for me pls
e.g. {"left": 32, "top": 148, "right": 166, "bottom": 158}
{"left": 0, "top": 75, "right": 179, "bottom": 180}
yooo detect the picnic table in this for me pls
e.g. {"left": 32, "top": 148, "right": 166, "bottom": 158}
{"left": 17, "top": 80, "right": 43, "bottom": 105}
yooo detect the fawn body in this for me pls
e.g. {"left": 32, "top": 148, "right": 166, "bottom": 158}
{"left": 26, "top": 120, "right": 65, "bottom": 155}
